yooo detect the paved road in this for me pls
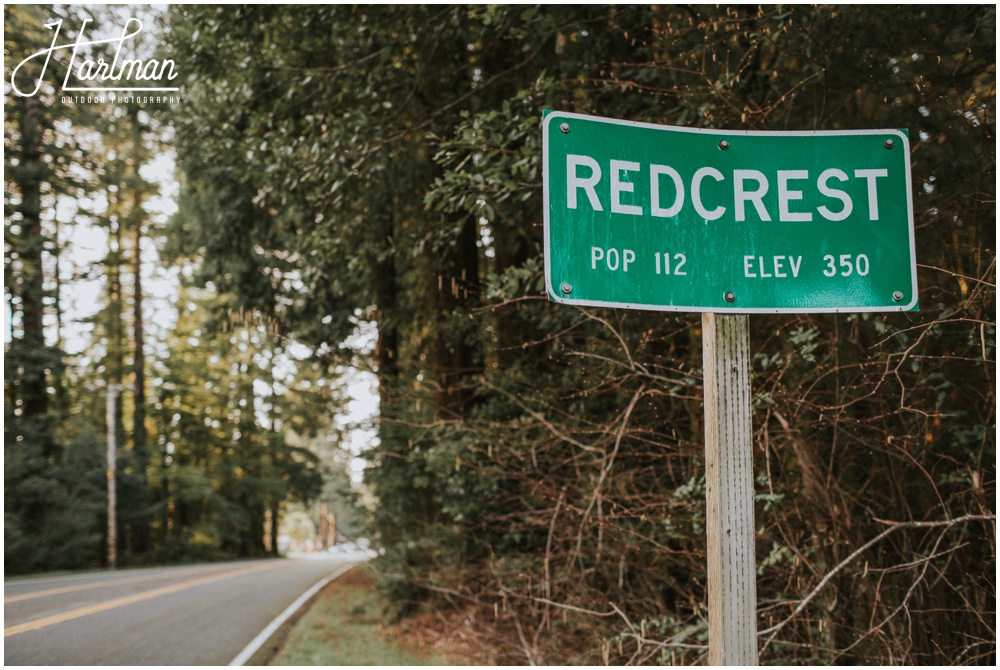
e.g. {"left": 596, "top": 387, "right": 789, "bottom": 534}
{"left": 4, "top": 554, "right": 359, "bottom": 665}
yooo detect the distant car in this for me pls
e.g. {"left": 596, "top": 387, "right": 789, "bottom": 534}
{"left": 326, "top": 539, "right": 377, "bottom": 557}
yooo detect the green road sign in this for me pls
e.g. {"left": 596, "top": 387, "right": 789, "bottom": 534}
{"left": 543, "top": 111, "right": 918, "bottom": 313}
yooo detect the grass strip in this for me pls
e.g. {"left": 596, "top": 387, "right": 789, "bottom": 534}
{"left": 268, "top": 566, "right": 446, "bottom": 666}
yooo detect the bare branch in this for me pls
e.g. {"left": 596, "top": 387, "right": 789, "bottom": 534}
{"left": 759, "top": 514, "right": 995, "bottom": 650}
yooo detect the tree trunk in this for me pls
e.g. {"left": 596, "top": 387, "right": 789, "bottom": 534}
{"left": 431, "top": 213, "right": 481, "bottom": 420}
{"left": 270, "top": 500, "right": 280, "bottom": 556}
{"left": 373, "top": 192, "right": 399, "bottom": 403}
{"left": 19, "top": 95, "right": 48, "bottom": 421}
{"left": 109, "top": 211, "right": 125, "bottom": 443}
{"left": 130, "top": 117, "right": 150, "bottom": 555}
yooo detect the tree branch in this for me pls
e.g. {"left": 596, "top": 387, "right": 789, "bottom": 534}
{"left": 758, "top": 514, "right": 995, "bottom": 650}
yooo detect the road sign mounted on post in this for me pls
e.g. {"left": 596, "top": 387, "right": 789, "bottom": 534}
{"left": 542, "top": 110, "right": 917, "bottom": 665}
{"left": 543, "top": 110, "right": 918, "bottom": 313}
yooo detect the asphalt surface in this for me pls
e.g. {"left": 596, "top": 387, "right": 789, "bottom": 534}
{"left": 4, "top": 553, "right": 361, "bottom": 665}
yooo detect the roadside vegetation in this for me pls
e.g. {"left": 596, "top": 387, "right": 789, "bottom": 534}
{"left": 163, "top": 6, "right": 995, "bottom": 664}
{"left": 268, "top": 566, "right": 482, "bottom": 666}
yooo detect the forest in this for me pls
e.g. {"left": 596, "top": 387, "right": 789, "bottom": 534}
{"left": 4, "top": 4, "right": 995, "bottom": 665}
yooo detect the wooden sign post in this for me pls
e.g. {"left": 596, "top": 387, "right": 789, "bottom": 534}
{"left": 702, "top": 313, "right": 756, "bottom": 664}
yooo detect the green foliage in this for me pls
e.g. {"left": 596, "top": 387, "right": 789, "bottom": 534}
{"left": 164, "top": 4, "right": 995, "bottom": 665}
{"left": 149, "top": 288, "right": 327, "bottom": 559}
{"left": 5, "top": 3, "right": 116, "bottom": 573}
{"left": 270, "top": 567, "right": 450, "bottom": 666}
{"left": 4, "top": 3, "right": 351, "bottom": 576}
{"left": 3, "top": 415, "right": 105, "bottom": 572}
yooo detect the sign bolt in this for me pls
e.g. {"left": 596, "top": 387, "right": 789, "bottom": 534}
{"left": 560, "top": 282, "right": 573, "bottom": 295}
{"left": 560, "top": 122, "right": 570, "bottom": 134}
{"left": 885, "top": 138, "right": 895, "bottom": 149}
{"left": 718, "top": 139, "right": 730, "bottom": 150}
{"left": 724, "top": 291, "right": 736, "bottom": 303}
{"left": 892, "top": 291, "right": 903, "bottom": 302}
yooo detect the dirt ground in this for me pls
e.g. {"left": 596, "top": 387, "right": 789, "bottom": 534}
{"left": 389, "top": 605, "right": 502, "bottom": 666}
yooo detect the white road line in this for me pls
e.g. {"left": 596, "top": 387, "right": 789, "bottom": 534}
{"left": 228, "top": 561, "right": 359, "bottom": 666}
